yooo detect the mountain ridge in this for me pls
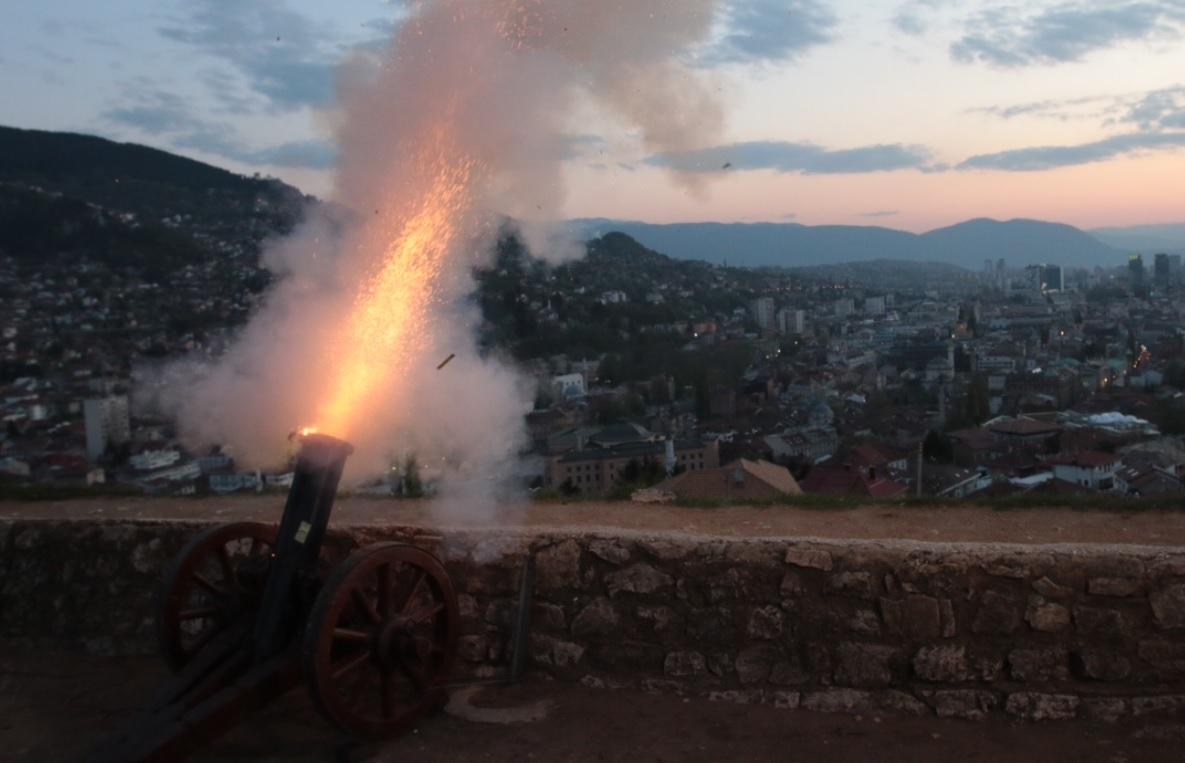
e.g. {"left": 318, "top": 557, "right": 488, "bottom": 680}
{"left": 572, "top": 217, "right": 1123, "bottom": 269}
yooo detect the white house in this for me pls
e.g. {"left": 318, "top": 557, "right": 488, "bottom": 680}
{"left": 1050, "top": 452, "right": 1118, "bottom": 491}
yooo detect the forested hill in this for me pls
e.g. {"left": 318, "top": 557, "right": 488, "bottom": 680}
{"left": 0, "top": 125, "right": 307, "bottom": 229}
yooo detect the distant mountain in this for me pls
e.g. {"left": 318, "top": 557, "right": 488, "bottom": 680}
{"left": 1089, "top": 223, "right": 1185, "bottom": 254}
{"left": 573, "top": 217, "right": 1123, "bottom": 269}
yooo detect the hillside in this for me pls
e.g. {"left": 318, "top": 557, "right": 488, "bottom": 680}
{"left": 0, "top": 125, "right": 307, "bottom": 232}
{"left": 1090, "top": 223, "right": 1185, "bottom": 254}
{"left": 573, "top": 217, "right": 1124, "bottom": 269}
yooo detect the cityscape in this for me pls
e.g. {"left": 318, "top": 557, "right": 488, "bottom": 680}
{"left": 2, "top": 134, "right": 1183, "bottom": 504}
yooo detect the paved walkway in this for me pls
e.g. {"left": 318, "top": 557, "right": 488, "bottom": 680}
{"left": 2, "top": 646, "right": 1181, "bottom": 762}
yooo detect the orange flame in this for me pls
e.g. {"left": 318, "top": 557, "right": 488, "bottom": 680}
{"left": 314, "top": 134, "right": 477, "bottom": 439}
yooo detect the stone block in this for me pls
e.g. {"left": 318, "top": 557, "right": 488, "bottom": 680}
{"left": 1082, "top": 698, "right": 1128, "bottom": 723}
{"left": 1008, "top": 648, "right": 1069, "bottom": 682}
{"left": 920, "top": 689, "right": 999, "bottom": 721}
{"left": 772, "top": 691, "right": 801, "bottom": 709}
{"left": 1025, "top": 597, "right": 1070, "bottom": 632}
{"left": 736, "top": 645, "right": 780, "bottom": 685}
{"left": 588, "top": 539, "right": 631, "bottom": 565}
{"left": 972, "top": 591, "right": 1020, "bottom": 634}
{"left": 828, "top": 572, "right": 876, "bottom": 599}
{"left": 834, "top": 643, "right": 896, "bottom": 687}
{"left": 1032, "top": 576, "right": 1073, "bottom": 599}
{"left": 879, "top": 690, "right": 929, "bottom": 716}
{"left": 1151, "top": 584, "right": 1185, "bottom": 629}
{"left": 801, "top": 688, "right": 873, "bottom": 714}
{"left": 1088, "top": 577, "right": 1142, "bottom": 597}
{"left": 880, "top": 595, "right": 941, "bottom": 639}
{"left": 636, "top": 605, "right": 678, "bottom": 633}
{"left": 913, "top": 645, "right": 970, "bottom": 682}
{"left": 530, "top": 633, "right": 585, "bottom": 670}
{"left": 848, "top": 609, "right": 881, "bottom": 638}
{"left": 747, "top": 606, "right": 783, "bottom": 640}
{"left": 663, "top": 650, "right": 706, "bottom": 678}
{"left": 779, "top": 571, "right": 805, "bottom": 597}
{"left": 1131, "top": 695, "right": 1185, "bottom": 717}
{"left": 1005, "top": 692, "right": 1079, "bottom": 721}
{"left": 784, "top": 547, "right": 832, "bottom": 571}
{"left": 1138, "top": 640, "right": 1185, "bottom": 679}
{"left": 536, "top": 540, "right": 582, "bottom": 591}
{"left": 707, "top": 690, "right": 763, "bottom": 705}
{"left": 571, "top": 597, "right": 620, "bottom": 638}
{"left": 769, "top": 660, "right": 807, "bottom": 686}
{"left": 1070, "top": 649, "right": 1131, "bottom": 681}
{"left": 605, "top": 563, "right": 674, "bottom": 597}
{"left": 1073, "top": 605, "right": 1126, "bottom": 640}
{"left": 457, "top": 635, "right": 488, "bottom": 663}
{"left": 533, "top": 602, "right": 567, "bottom": 631}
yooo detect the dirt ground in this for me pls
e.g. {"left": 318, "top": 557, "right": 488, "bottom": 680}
{"left": 2, "top": 645, "right": 1182, "bottom": 763}
{"left": 4, "top": 495, "right": 1185, "bottom": 547}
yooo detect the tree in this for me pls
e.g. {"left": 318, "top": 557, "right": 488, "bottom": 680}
{"left": 402, "top": 456, "right": 423, "bottom": 498}
{"left": 923, "top": 430, "right": 953, "bottom": 464}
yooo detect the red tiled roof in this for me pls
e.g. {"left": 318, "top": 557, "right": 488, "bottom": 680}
{"left": 1049, "top": 451, "right": 1118, "bottom": 468}
{"left": 988, "top": 418, "right": 1061, "bottom": 436}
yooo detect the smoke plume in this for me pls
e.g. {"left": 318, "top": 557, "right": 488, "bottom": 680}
{"left": 154, "top": 0, "right": 726, "bottom": 505}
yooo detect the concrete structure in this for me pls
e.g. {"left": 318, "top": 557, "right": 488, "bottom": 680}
{"left": 834, "top": 298, "right": 855, "bottom": 319}
{"left": 749, "top": 297, "right": 776, "bottom": 331}
{"left": 863, "top": 296, "right": 886, "bottom": 316}
{"left": 776, "top": 308, "right": 806, "bottom": 335}
{"left": 549, "top": 438, "right": 720, "bottom": 494}
{"left": 551, "top": 373, "right": 587, "bottom": 401}
{"left": 83, "top": 396, "right": 130, "bottom": 462}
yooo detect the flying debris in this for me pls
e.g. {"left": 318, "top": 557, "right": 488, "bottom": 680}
{"left": 436, "top": 353, "right": 457, "bottom": 370}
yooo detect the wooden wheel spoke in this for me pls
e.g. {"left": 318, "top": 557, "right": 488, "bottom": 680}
{"left": 393, "top": 569, "right": 426, "bottom": 614}
{"left": 192, "top": 572, "right": 227, "bottom": 597}
{"left": 184, "top": 621, "right": 220, "bottom": 656}
{"left": 377, "top": 563, "right": 391, "bottom": 617}
{"left": 333, "top": 627, "right": 371, "bottom": 644}
{"left": 331, "top": 649, "right": 373, "bottom": 681}
{"left": 351, "top": 589, "right": 382, "bottom": 625}
{"left": 216, "top": 545, "right": 236, "bottom": 586}
{"left": 404, "top": 601, "right": 444, "bottom": 624}
{"left": 179, "top": 606, "right": 222, "bottom": 621}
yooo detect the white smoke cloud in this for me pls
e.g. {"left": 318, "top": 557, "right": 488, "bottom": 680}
{"left": 150, "top": 0, "right": 727, "bottom": 508}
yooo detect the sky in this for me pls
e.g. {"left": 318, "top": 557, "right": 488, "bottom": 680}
{"left": 2, "top": 0, "right": 1184, "bottom": 232}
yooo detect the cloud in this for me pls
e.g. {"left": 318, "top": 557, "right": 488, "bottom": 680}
{"left": 958, "top": 131, "right": 1185, "bottom": 171}
{"left": 103, "top": 90, "right": 336, "bottom": 169}
{"left": 647, "top": 140, "right": 935, "bottom": 174}
{"left": 951, "top": 2, "right": 1185, "bottom": 67}
{"left": 892, "top": 0, "right": 953, "bottom": 36}
{"left": 862, "top": 210, "right": 899, "bottom": 218}
{"left": 705, "top": 0, "right": 837, "bottom": 64}
{"left": 158, "top": 0, "right": 341, "bottom": 111}
{"left": 1122, "top": 85, "right": 1185, "bottom": 130}
{"left": 969, "top": 93, "right": 1119, "bottom": 121}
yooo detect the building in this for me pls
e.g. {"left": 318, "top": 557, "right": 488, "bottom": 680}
{"left": 776, "top": 308, "right": 806, "bottom": 335}
{"left": 1050, "top": 451, "right": 1118, "bottom": 491}
{"left": 864, "top": 296, "right": 886, "bottom": 316}
{"left": 749, "top": 297, "right": 776, "bottom": 330}
{"left": 1154, "top": 253, "right": 1171, "bottom": 283}
{"left": 551, "top": 373, "right": 587, "bottom": 401}
{"left": 1040, "top": 265, "right": 1064, "bottom": 292}
{"left": 549, "top": 438, "right": 720, "bottom": 494}
{"left": 83, "top": 395, "right": 130, "bottom": 462}
{"left": 834, "top": 298, "right": 855, "bottom": 319}
{"left": 654, "top": 459, "right": 802, "bottom": 501}
{"left": 1129, "top": 254, "right": 1145, "bottom": 290}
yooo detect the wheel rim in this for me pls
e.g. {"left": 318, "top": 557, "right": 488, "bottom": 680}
{"left": 156, "top": 522, "right": 278, "bottom": 671}
{"left": 303, "top": 543, "right": 458, "bottom": 738}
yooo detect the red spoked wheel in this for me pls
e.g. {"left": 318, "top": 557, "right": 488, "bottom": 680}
{"left": 302, "top": 543, "right": 459, "bottom": 738}
{"left": 155, "top": 521, "right": 278, "bottom": 670}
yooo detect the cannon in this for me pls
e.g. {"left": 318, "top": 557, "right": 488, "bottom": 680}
{"left": 90, "top": 434, "right": 478, "bottom": 761}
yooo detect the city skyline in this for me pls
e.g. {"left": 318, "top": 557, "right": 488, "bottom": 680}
{"left": 2, "top": 1, "right": 1185, "bottom": 232}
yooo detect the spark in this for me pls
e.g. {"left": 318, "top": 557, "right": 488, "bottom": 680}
{"left": 314, "top": 131, "right": 478, "bottom": 439}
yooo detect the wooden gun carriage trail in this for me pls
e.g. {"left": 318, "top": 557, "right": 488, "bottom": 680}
{"left": 89, "top": 433, "right": 536, "bottom": 763}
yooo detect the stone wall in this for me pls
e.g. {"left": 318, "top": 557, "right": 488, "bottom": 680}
{"left": 4, "top": 517, "right": 1185, "bottom": 723}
